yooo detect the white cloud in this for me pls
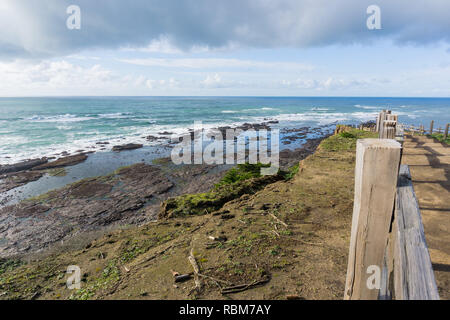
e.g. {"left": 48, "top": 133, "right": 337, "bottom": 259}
{"left": 281, "top": 77, "right": 374, "bottom": 91}
{"left": 118, "top": 58, "right": 314, "bottom": 71}
{"left": 123, "top": 36, "right": 182, "bottom": 54}
{"left": 202, "top": 74, "right": 222, "bottom": 88}
{"left": 145, "top": 77, "right": 180, "bottom": 89}
{"left": 0, "top": 60, "right": 126, "bottom": 95}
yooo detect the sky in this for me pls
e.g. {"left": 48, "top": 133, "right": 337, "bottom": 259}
{"left": 0, "top": 0, "right": 449, "bottom": 97}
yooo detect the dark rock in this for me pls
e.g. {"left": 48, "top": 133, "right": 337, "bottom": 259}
{"left": 32, "top": 154, "right": 88, "bottom": 170}
{"left": 112, "top": 143, "right": 143, "bottom": 152}
{"left": 221, "top": 214, "right": 235, "bottom": 220}
{"left": 0, "top": 158, "right": 48, "bottom": 174}
{"left": 146, "top": 135, "right": 164, "bottom": 142}
{"left": 0, "top": 171, "right": 44, "bottom": 193}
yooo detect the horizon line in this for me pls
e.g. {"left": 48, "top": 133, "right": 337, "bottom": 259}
{"left": 0, "top": 95, "right": 450, "bottom": 99}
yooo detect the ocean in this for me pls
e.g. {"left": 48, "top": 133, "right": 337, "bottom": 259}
{"left": 0, "top": 96, "right": 449, "bottom": 165}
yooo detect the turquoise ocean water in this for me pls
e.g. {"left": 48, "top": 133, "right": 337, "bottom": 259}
{"left": 0, "top": 97, "right": 449, "bottom": 165}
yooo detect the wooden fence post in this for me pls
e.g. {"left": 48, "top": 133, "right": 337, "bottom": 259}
{"left": 344, "top": 139, "right": 402, "bottom": 300}
{"left": 383, "top": 120, "right": 397, "bottom": 139}
{"left": 376, "top": 111, "right": 385, "bottom": 133}
{"left": 429, "top": 120, "right": 434, "bottom": 135}
{"left": 444, "top": 123, "right": 449, "bottom": 140}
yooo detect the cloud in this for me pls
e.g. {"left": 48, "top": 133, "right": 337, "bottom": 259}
{"left": 0, "top": 0, "right": 449, "bottom": 60}
{"left": 145, "top": 77, "right": 180, "bottom": 89}
{"left": 281, "top": 77, "right": 376, "bottom": 91}
{"left": 118, "top": 58, "right": 314, "bottom": 71}
{"left": 0, "top": 60, "right": 126, "bottom": 95}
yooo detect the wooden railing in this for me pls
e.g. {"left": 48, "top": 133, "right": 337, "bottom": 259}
{"left": 344, "top": 111, "right": 440, "bottom": 300}
{"left": 404, "top": 121, "right": 449, "bottom": 139}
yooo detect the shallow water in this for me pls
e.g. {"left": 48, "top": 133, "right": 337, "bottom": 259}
{"left": 0, "top": 145, "right": 172, "bottom": 207}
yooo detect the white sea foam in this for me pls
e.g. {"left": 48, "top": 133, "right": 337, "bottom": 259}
{"left": 25, "top": 114, "right": 94, "bottom": 122}
{"left": 250, "top": 111, "right": 378, "bottom": 125}
{"left": 242, "top": 107, "right": 277, "bottom": 112}
{"left": 0, "top": 110, "right": 383, "bottom": 165}
{"left": 97, "top": 112, "right": 134, "bottom": 119}
{"left": 354, "top": 104, "right": 381, "bottom": 110}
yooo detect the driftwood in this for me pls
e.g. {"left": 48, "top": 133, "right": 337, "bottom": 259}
{"left": 221, "top": 276, "right": 271, "bottom": 295}
{"left": 269, "top": 213, "right": 288, "bottom": 227}
{"left": 188, "top": 248, "right": 202, "bottom": 293}
{"left": 286, "top": 295, "right": 303, "bottom": 300}
{"left": 174, "top": 274, "right": 192, "bottom": 283}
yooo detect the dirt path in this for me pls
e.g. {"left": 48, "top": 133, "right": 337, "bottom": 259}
{"left": 402, "top": 135, "right": 450, "bottom": 299}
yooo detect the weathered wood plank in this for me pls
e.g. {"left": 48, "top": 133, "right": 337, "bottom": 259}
{"left": 344, "top": 139, "right": 402, "bottom": 300}
{"left": 391, "top": 165, "right": 440, "bottom": 300}
{"left": 376, "top": 111, "right": 385, "bottom": 133}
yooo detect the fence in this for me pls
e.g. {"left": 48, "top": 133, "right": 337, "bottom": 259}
{"left": 404, "top": 121, "right": 449, "bottom": 140}
{"left": 344, "top": 111, "right": 440, "bottom": 300}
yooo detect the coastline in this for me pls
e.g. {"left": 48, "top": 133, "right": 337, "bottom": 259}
{"left": 0, "top": 120, "right": 335, "bottom": 258}
{"left": 0, "top": 126, "right": 378, "bottom": 300}
{"left": 0, "top": 121, "right": 335, "bottom": 207}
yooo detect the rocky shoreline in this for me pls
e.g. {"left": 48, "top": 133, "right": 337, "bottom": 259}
{"left": 0, "top": 121, "right": 333, "bottom": 259}
{"left": 0, "top": 121, "right": 333, "bottom": 199}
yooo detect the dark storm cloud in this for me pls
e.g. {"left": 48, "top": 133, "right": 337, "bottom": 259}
{"left": 0, "top": 0, "right": 449, "bottom": 59}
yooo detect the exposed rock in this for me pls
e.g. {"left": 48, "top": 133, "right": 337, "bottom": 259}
{"left": 68, "top": 180, "right": 113, "bottom": 198}
{"left": 32, "top": 154, "right": 88, "bottom": 170}
{"left": 112, "top": 143, "right": 143, "bottom": 152}
{"left": 146, "top": 135, "right": 159, "bottom": 141}
{"left": 0, "top": 161, "right": 231, "bottom": 257}
{"left": 0, "top": 171, "right": 44, "bottom": 193}
{"left": 0, "top": 158, "right": 48, "bottom": 174}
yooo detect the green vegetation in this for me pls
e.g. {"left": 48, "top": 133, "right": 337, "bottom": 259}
{"left": 69, "top": 259, "right": 120, "bottom": 300}
{"left": 160, "top": 163, "right": 285, "bottom": 217}
{"left": 339, "top": 132, "right": 356, "bottom": 139}
{"left": 46, "top": 168, "right": 67, "bottom": 177}
{"left": 321, "top": 128, "right": 377, "bottom": 151}
{"left": 280, "top": 163, "right": 299, "bottom": 181}
{"left": 430, "top": 133, "right": 450, "bottom": 145}
{"left": 216, "top": 163, "right": 270, "bottom": 186}
{"left": 151, "top": 157, "right": 171, "bottom": 165}
{"left": 0, "top": 259, "right": 23, "bottom": 275}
